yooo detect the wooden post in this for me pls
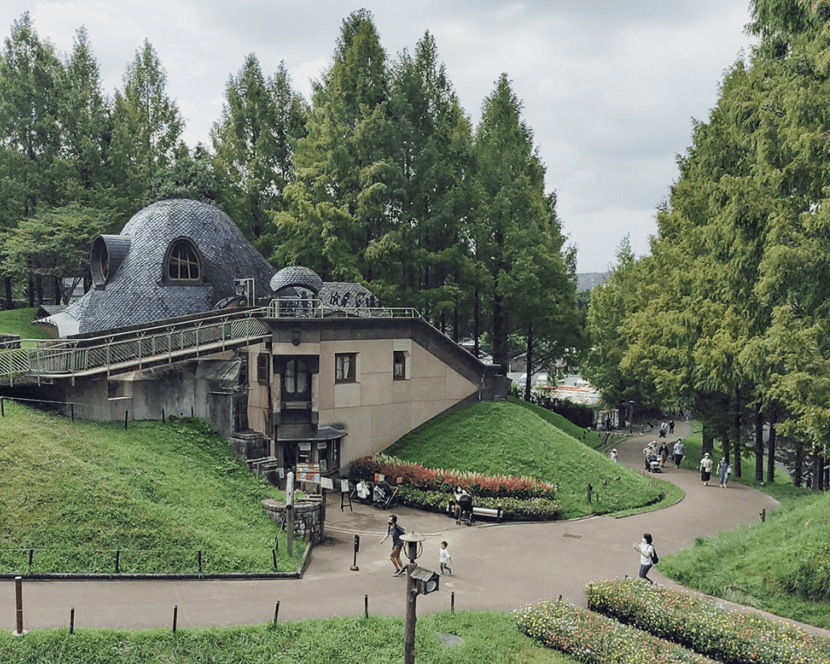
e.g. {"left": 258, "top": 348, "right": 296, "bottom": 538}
{"left": 364, "top": 594, "right": 369, "bottom": 618}
{"left": 198, "top": 550, "right": 202, "bottom": 573}
{"left": 70, "top": 607, "right": 75, "bottom": 635}
{"left": 13, "top": 576, "right": 25, "bottom": 636}
{"left": 124, "top": 411, "right": 129, "bottom": 430}
{"left": 286, "top": 472, "right": 295, "bottom": 558}
{"left": 115, "top": 549, "right": 120, "bottom": 573}
{"left": 451, "top": 591, "right": 455, "bottom": 613}
{"left": 587, "top": 484, "right": 593, "bottom": 504}
{"left": 273, "top": 601, "right": 280, "bottom": 625}
{"left": 172, "top": 605, "right": 178, "bottom": 634}
{"left": 70, "top": 403, "right": 75, "bottom": 422}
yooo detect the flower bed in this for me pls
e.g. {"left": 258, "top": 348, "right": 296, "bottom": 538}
{"left": 514, "top": 598, "right": 717, "bottom": 663}
{"left": 395, "top": 486, "right": 561, "bottom": 520}
{"left": 584, "top": 578, "right": 830, "bottom": 664}
{"left": 348, "top": 453, "right": 556, "bottom": 499}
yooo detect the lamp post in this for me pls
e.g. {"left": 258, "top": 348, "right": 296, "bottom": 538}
{"left": 400, "top": 533, "right": 440, "bottom": 664}
{"left": 628, "top": 400, "right": 635, "bottom": 434}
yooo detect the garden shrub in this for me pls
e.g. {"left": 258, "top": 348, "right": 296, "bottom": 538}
{"left": 584, "top": 578, "right": 830, "bottom": 664}
{"left": 348, "top": 454, "right": 557, "bottom": 499}
{"left": 514, "top": 598, "right": 717, "bottom": 663}
{"left": 395, "top": 487, "right": 562, "bottom": 520}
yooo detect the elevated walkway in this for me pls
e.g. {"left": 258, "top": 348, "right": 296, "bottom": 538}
{"left": 0, "top": 302, "right": 423, "bottom": 384}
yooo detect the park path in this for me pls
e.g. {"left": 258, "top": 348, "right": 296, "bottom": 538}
{"left": 2, "top": 417, "right": 822, "bottom": 637}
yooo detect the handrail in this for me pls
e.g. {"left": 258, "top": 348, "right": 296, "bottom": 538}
{"left": 0, "top": 300, "right": 424, "bottom": 381}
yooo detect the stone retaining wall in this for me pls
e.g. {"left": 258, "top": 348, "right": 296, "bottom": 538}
{"left": 261, "top": 498, "right": 324, "bottom": 544}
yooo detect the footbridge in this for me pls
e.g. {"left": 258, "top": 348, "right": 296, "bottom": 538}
{"left": 0, "top": 301, "right": 420, "bottom": 385}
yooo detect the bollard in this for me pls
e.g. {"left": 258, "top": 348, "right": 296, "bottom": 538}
{"left": 124, "top": 411, "right": 129, "bottom": 430}
{"left": 162, "top": 409, "right": 165, "bottom": 425}
{"left": 587, "top": 483, "right": 593, "bottom": 504}
{"left": 364, "top": 594, "right": 369, "bottom": 618}
{"left": 172, "top": 605, "right": 178, "bottom": 634}
{"left": 70, "top": 607, "right": 75, "bottom": 634}
{"left": 13, "top": 576, "right": 26, "bottom": 636}
{"left": 28, "top": 548, "right": 33, "bottom": 566}
{"left": 451, "top": 591, "right": 455, "bottom": 613}
{"left": 350, "top": 534, "right": 360, "bottom": 571}
{"left": 273, "top": 601, "right": 280, "bottom": 625}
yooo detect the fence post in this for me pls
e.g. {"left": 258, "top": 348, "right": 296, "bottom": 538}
{"left": 273, "top": 601, "right": 280, "bottom": 626}
{"left": 198, "top": 550, "right": 202, "bottom": 573}
{"left": 13, "top": 576, "right": 25, "bottom": 636}
{"left": 70, "top": 607, "right": 75, "bottom": 635}
{"left": 124, "top": 411, "right": 129, "bottom": 430}
{"left": 1, "top": 397, "right": 4, "bottom": 417}
{"left": 364, "top": 594, "right": 369, "bottom": 618}
{"left": 115, "top": 549, "right": 120, "bottom": 574}
{"left": 451, "top": 591, "right": 455, "bottom": 613}
{"left": 172, "top": 605, "right": 178, "bottom": 634}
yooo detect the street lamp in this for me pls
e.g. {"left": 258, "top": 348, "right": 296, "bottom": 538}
{"left": 628, "top": 400, "right": 635, "bottom": 434}
{"left": 400, "top": 533, "right": 440, "bottom": 664}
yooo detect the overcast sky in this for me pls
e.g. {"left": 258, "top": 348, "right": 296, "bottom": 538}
{"left": 2, "top": 1, "right": 757, "bottom": 274}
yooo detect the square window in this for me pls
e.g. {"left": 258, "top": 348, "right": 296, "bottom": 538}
{"left": 257, "top": 353, "right": 269, "bottom": 384}
{"left": 335, "top": 353, "right": 356, "bottom": 383}
{"left": 393, "top": 351, "right": 407, "bottom": 381}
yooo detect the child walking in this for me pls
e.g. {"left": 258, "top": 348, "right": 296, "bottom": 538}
{"left": 438, "top": 541, "right": 453, "bottom": 576}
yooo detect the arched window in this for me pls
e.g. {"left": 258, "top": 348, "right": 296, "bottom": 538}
{"left": 166, "top": 239, "right": 201, "bottom": 282}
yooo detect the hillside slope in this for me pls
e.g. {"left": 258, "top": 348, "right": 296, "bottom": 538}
{"left": 0, "top": 402, "right": 300, "bottom": 574}
{"left": 386, "top": 399, "right": 666, "bottom": 518}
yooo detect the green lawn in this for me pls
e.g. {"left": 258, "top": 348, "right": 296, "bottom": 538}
{"left": 0, "top": 610, "right": 575, "bottom": 664}
{"left": 0, "top": 307, "right": 52, "bottom": 346}
{"left": 0, "top": 402, "right": 302, "bottom": 574}
{"left": 386, "top": 398, "right": 670, "bottom": 519}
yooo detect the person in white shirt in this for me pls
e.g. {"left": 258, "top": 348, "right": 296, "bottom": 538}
{"left": 699, "top": 452, "right": 714, "bottom": 486}
{"left": 633, "top": 533, "right": 655, "bottom": 583}
{"left": 608, "top": 448, "right": 618, "bottom": 463}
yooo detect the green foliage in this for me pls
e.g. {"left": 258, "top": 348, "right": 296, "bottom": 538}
{"left": 385, "top": 400, "right": 665, "bottom": 519}
{"left": 515, "top": 597, "right": 717, "bottom": 663}
{"left": 585, "top": 578, "right": 830, "bottom": 664}
{"left": 0, "top": 611, "right": 572, "bottom": 664}
{"left": 1, "top": 203, "right": 109, "bottom": 302}
{"left": 0, "top": 402, "right": 302, "bottom": 574}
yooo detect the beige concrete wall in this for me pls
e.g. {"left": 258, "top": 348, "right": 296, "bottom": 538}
{"left": 317, "top": 337, "right": 478, "bottom": 463}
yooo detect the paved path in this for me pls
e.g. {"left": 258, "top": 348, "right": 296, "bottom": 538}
{"left": 0, "top": 418, "right": 809, "bottom": 635}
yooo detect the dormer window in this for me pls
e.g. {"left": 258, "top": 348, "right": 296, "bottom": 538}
{"left": 166, "top": 239, "right": 202, "bottom": 283}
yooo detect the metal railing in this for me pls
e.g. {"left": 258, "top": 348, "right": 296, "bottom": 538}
{"left": 0, "top": 300, "right": 423, "bottom": 381}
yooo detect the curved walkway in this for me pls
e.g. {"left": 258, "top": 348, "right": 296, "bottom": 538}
{"left": 0, "top": 418, "right": 817, "bottom": 636}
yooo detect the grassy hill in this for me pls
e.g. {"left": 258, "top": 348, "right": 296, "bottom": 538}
{"left": 386, "top": 398, "right": 670, "bottom": 519}
{"left": 661, "top": 486, "right": 830, "bottom": 629}
{"left": 0, "top": 307, "right": 52, "bottom": 346}
{"left": 0, "top": 402, "right": 301, "bottom": 574}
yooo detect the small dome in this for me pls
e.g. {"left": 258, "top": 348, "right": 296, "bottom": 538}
{"left": 270, "top": 266, "right": 323, "bottom": 295}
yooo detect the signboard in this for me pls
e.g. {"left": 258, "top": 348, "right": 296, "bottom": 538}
{"left": 320, "top": 477, "right": 334, "bottom": 490}
{"left": 340, "top": 479, "right": 350, "bottom": 493}
{"left": 296, "top": 462, "right": 320, "bottom": 483}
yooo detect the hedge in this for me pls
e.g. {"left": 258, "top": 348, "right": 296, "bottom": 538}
{"left": 514, "top": 598, "right": 717, "bottom": 664}
{"left": 348, "top": 454, "right": 557, "bottom": 499}
{"left": 584, "top": 578, "right": 830, "bottom": 664}
{"left": 395, "top": 486, "right": 562, "bottom": 520}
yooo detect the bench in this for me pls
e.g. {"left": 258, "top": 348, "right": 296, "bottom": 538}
{"left": 445, "top": 501, "right": 504, "bottom": 522}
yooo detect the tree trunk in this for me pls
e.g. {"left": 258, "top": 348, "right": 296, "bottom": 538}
{"left": 794, "top": 437, "right": 803, "bottom": 487}
{"left": 702, "top": 422, "right": 715, "bottom": 458}
{"left": 524, "top": 322, "right": 533, "bottom": 402}
{"left": 6, "top": 277, "right": 15, "bottom": 310}
{"left": 767, "top": 420, "right": 776, "bottom": 483}
{"left": 492, "top": 289, "right": 507, "bottom": 369}
{"left": 755, "top": 405, "right": 764, "bottom": 482}
{"left": 732, "top": 386, "right": 742, "bottom": 478}
{"left": 811, "top": 445, "right": 820, "bottom": 490}
{"left": 473, "top": 286, "right": 480, "bottom": 358}
{"left": 35, "top": 274, "right": 43, "bottom": 305}
{"left": 27, "top": 275, "right": 34, "bottom": 308}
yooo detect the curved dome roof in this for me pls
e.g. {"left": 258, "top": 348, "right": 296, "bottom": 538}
{"left": 270, "top": 266, "right": 324, "bottom": 295}
{"left": 55, "top": 199, "right": 277, "bottom": 335}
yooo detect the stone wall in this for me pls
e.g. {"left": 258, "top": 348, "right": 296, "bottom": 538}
{"left": 261, "top": 497, "right": 324, "bottom": 544}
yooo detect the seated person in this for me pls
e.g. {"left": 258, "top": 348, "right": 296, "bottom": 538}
{"left": 453, "top": 485, "right": 470, "bottom": 518}
{"left": 355, "top": 480, "right": 371, "bottom": 502}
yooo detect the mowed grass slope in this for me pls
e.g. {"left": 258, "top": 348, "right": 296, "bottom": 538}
{"left": 0, "top": 610, "right": 574, "bottom": 664}
{"left": 661, "top": 486, "right": 830, "bottom": 629}
{"left": 0, "top": 402, "right": 301, "bottom": 574}
{"left": 386, "top": 399, "right": 666, "bottom": 519}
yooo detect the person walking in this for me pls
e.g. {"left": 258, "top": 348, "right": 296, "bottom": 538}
{"left": 658, "top": 441, "right": 669, "bottom": 467}
{"left": 669, "top": 419, "right": 675, "bottom": 435}
{"left": 673, "top": 439, "right": 685, "bottom": 468}
{"left": 438, "top": 541, "right": 453, "bottom": 576}
{"left": 633, "top": 533, "right": 656, "bottom": 583}
{"left": 700, "top": 453, "right": 714, "bottom": 486}
{"left": 380, "top": 514, "right": 406, "bottom": 576}
{"left": 718, "top": 458, "right": 731, "bottom": 487}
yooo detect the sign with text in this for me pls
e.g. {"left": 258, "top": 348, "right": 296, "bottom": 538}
{"left": 296, "top": 463, "right": 320, "bottom": 483}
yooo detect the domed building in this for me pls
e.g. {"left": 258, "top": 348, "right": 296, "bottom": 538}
{"left": 41, "top": 199, "right": 277, "bottom": 336}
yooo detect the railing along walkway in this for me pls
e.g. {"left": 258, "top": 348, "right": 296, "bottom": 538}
{"left": 0, "top": 301, "right": 422, "bottom": 382}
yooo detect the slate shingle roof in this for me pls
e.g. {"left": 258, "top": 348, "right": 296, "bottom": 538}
{"left": 49, "top": 199, "right": 277, "bottom": 336}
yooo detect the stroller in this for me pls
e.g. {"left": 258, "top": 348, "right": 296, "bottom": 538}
{"left": 455, "top": 493, "right": 475, "bottom": 526}
{"left": 645, "top": 454, "right": 662, "bottom": 473}
{"left": 372, "top": 479, "right": 398, "bottom": 509}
